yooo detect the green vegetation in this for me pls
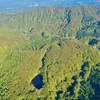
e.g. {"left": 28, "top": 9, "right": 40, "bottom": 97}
{"left": 0, "top": 6, "right": 100, "bottom": 100}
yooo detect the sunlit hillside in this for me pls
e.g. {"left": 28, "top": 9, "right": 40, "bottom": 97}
{"left": 0, "top": 6, "right": 100, "bottom": 100}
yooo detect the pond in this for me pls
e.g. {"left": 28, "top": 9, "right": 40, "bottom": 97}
{"left": 31, "top": 74, "right": 43, "bottom": 89}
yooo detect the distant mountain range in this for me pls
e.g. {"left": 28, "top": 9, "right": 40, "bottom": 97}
{"left": 0, "top": 0, "right": 100, "bottom": 13}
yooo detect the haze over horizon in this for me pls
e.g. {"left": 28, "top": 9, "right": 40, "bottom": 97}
{"left": 0, "top": 0, "right": 100, "bottom": 13}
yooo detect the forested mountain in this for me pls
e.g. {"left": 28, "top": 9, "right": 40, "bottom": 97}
{"left": 0, "top": 6, "right": 100, "bottom": 48}
{"left": 0, "top": 6, "right": 100, "bottom": 100}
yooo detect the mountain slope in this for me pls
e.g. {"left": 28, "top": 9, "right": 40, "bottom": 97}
{"left": 0, "top": 6, "right": 100, "bottom": 100}
{"left": 0, "top": 6, "right": 100, "bottom": 36}
{"left": 0, "top": 6, "right": 100, "bottom": 49}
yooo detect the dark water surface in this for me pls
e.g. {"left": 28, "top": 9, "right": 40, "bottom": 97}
{"left": 31, "top": 74, "right": 43, "bottom": 89}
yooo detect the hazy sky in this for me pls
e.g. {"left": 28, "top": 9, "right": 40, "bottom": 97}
{"left": 0, "top": 0, "right": 99, "bottom": 13}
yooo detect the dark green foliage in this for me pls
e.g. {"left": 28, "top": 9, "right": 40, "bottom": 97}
{"left": 55, "top": 91, "right": 63, "bottom": 100}
{"left": 78, "top": 81, "right": 95, "bottom": 100}
{"left": 78, "top": 64, "right": 100, "bottom": 100}
{"left": 89, "top": 68, "right": 100, "bottom": 99}
{"left": 96, "top": 62, "right": 100, "bottom": 66}
{"left": 88, "top": 39, "right": 98, "bottom": 46}
{"left": 82, "top": 15, "right": 96, "bottom": 22}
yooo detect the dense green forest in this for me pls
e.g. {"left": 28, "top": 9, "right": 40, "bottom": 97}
{"left": 0, "top": 6, "right": 100, "bottom": 100}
